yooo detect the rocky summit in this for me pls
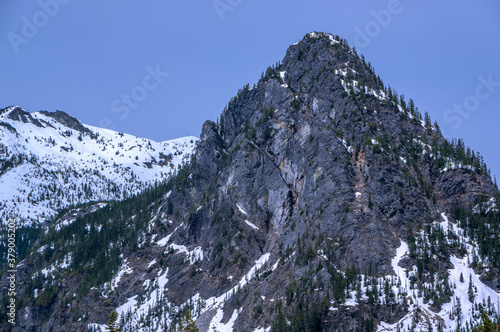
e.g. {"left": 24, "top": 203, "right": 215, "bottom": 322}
{"left": 2, "top": 32, "right": 500, "bottom": 332}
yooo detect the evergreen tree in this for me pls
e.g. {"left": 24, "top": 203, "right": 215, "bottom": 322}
{"left": 409, "top": 98, "right": 415, "bottom": 114}
{"left": 178, "top": 310, "right": 199, "bottom": 332}
{"left": 424, "top": 112, "right": 432, "bottom": 129}
{"left": 105, "top": 311, "right": 122, "bottom": 332}
{"left": 477, "top": 311, "right": 494, "bottom": 332}
{"left": 272, "top": 311, "right": 287, "bottom": 332}
{"left": 468, "top": 275, "right": 475, "bottom": 303}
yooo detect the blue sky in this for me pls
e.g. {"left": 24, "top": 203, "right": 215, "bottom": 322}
{"left": 1, "top": 1, "right": 500, "bottom": 180}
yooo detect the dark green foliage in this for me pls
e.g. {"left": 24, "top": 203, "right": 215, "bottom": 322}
{"left": 173, "top": 164, "right": 191, "bottom": 187}
{"left": 263, "top": 62, "right": 283, "bottom": 82}
{"left": 227, "top": 83, "right": 251, "bottom": 110}
{"left": 364, "top": 318, "right": 375, "bottom": 332}
{"left": 271, "top": 296, "right": 327, "bottom": 332}
{"left": 244, "top": 122, "right": 256, "bottom": 140}
{"left": 166, "top": 198, "right": 173, "bottom": 215}
{"left": 452, "top": 193, "right": 500, "bottom": 270}
{"left": 406, "top": 225, "right": 453, "bottom": 308}
{"left": 178, "top": 310, "right": 199, "bottom": 332}
{"left": 0, "top": 153, "right": 25, "bottom": 176}
{"left": 253, "top": 305, "right": 263, "bottom": 317}
{"left": 105, "top": 310, "right": 122, "bottom": 332}
{"left": 34, "top": 285, "right": 58, "bottom": 307}
{"left": 0, "top": 225, "right": 41, "bottom": 270}
{"left": 468, "top": 275, "right": 475, "bottom": 303}
{"left": 475, "top": 311, "right": 495, "bottom": 332}
{"left": 433, "top": 137, "right": 489, "bottom": 175}
{"left": 290, "top": 96, "right": 301, "bottom": 110}
{"left": 19, "top": 179, "right": 176, "bottom": 312}
{"left": 272, "top": 306, "right": 287, "bottom": 332}
{"left": 257, "top": 107, "right": 275, "bottom": 125}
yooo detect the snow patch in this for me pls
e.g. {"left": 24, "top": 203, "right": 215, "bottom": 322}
{"left": 245, "top": 219, "right": 260, "bottom": 230}
{"left": 208, "top": 308, "right": 239, "bottom": 332}
{"left": 236, "top": 203, "right": 247, "bottom": 215}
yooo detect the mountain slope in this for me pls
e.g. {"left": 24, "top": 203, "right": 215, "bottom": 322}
{"left": 3, "top": 33, "right": 500, "bottom": 332}
{"left": 0, "top": 106, "right": 197, "bottom": 225}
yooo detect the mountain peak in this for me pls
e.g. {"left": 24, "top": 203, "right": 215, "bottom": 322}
{"left": 1, "top": 106, "right": 43, "bottom": 129}
{"left": 0, "top": 105, "right": 22, "bottom": 116}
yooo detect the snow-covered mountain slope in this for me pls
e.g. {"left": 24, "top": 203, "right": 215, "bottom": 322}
{"left": 375, "top": 212, "right": 500, "bottom": 331}
{"left": 86, "top": 213, "right": 500, "bottom": 332}
{"left": 0, "top": 106, "right": 198, "bottom": 225}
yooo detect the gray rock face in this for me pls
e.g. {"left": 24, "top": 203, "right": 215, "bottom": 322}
{"left": 5, "top": 32, "right": 498, "bottom": 331}
{"left": 7, "top": 107, "right": 43, "bottom": 128}
{"left": 39, "top": 110, "right": 92, "bottom": 135}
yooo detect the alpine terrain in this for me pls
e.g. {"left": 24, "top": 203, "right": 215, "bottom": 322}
{"left": 0, "top": 106, "right": 197, "bottom": 225}
{"left": 2, "top": 32, "right": 500, "bottom": 332}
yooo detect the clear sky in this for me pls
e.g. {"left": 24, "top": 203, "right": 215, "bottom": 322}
{"left": 1, "top": 1, "right": 499, "bottom": 180}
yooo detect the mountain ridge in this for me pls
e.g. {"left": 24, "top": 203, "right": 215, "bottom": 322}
{"left": 0, "top": 105, "right": 198, "bottom": 225}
